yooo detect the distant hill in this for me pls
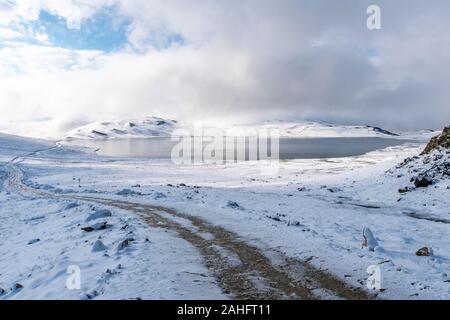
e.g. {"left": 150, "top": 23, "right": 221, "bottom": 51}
{"left": 225, "top": 119, "right": 401, "bottom": 138}
{"left": 63, "top": 116, "right": 178, "bottom": 140}
{"left": 62, "top": 117, "right": 434, "bottom": 140}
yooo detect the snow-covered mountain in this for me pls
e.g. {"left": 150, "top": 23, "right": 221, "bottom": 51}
{"left": 63, "top": 117, "right": 411, "bottom": 140}
{"left": 225, "top": 119, "right": 401, "bottom": 138}
{"left": 64, "top": 116, "right": 178, "bottom": 140}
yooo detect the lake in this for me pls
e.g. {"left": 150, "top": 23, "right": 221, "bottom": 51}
{"left": 65, "top": 137, "right": 412, "bottom": 160}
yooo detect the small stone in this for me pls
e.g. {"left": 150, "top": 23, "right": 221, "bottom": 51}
{"left": 398, "top": 187, "right": 412, "bottom": 194}
{"left": 416, "top": 247, "right": 433, "bottom": 257}
{"left": 27, "top": 239, "right": 40, "bottom": 245}
{"left": 12, "top": 283, "right": 23, "bottom": 291}
{"left": 82, "top": 221, "right": 110, "bottom": 232}
{"left": 226, "top": 201, "right": 241, "bottom": 209}
{"left": 117, "top": 239, "right": 131, "bottom": 251}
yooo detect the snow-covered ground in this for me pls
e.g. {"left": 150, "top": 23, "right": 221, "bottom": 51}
{"left": 1, "top": 129, "right": 449, "bottom": 300}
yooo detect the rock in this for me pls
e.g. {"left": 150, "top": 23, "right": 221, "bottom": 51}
{"left": 82, "top": 221, "right": 110, "bottom": 232}
{"left": 421, "top": 127, "right": 450, "bottom": 155}
{"left": 367, "top": 126, "right": 399, "bottom": 136}
{"left": 117, "top": 239, "right": 132, "bottom": 251}
{"left": 0, "top": 287, "right": 5, "bottom": 295}
{"left": 27, "top": 238, "right": 40, "bottom": 245}
{"left": 414, "top": 175, "right": 433, "bottom": 188}
{"left": 116, "top": 189, "right": 141, "bottom": 196}
{"left": 362, "top": 227, "right": 380, "bottom": 252}
{"left": 91, "top": 130, "right": 108, "bottom": 137}
{"left": 226, "top": 201, "right": 241, "bottom": 209}
{"left": 416, "top": 247, "right": 433, "bottom": 257}
{"left": 398, "top": 187, "right": 412, "bottom": 194}
{"left": 12, "top": 283, "right": 23, "bottom": 291}
{"left": 92, "top": 240, "right": 107, "bottom": 252}
{"left": 86, "top": 209, "right": 112, "bottom": 222}
{"left": 288, "top": 220, "right": 303, "bottom": 227}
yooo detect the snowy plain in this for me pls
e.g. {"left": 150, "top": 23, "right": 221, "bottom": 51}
{"left": 0, "top": 128, "right": 449, "bottom": 300}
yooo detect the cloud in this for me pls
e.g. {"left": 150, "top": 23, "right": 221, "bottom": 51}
{"left": 0, "top": 0, "right": 449, "bottom": 138}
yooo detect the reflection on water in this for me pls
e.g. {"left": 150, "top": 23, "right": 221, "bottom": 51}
{"left": 66, "top": 137, "right": 410, "bottom": 160}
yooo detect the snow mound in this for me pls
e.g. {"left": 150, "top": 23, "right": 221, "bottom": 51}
{"left": 92, "top": 240, "right": 108, "bottom": 252}
{"left": 64, "top": 116, "right": 178, "bottom": 140}
{"left": 362, "top": 227, "right": 381, "bottom": 252}
{"left": 86, "top": 209, "right": 112, "bottom": 222}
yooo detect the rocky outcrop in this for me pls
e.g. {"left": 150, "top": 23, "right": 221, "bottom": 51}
{"left": 421, "top": 127, "right": 450, "bottom": 155}
{"left": 392, "top": 127, "right": 450, "bottom": 190}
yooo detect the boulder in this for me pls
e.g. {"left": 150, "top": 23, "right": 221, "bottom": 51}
{"left": 414, "top": 175, "right": 433, "bottom": 188}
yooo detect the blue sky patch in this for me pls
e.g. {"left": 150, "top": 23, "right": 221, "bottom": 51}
{"left": 36, "top": 7, "right": 131, "bottom": 52}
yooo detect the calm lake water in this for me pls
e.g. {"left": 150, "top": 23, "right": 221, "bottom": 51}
{"left": 66, "top": 137, "right": 411, "bottom": 160}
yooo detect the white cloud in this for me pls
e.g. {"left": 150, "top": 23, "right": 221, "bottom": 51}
{"left": 0, "top": 0, "right": 450, "bottom": 138}
{"left": 0, "top": 27, "right": 23, "bottom": 40}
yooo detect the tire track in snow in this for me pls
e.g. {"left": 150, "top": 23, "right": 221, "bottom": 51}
{"left": 5, "top": 162, "right": 373, "bottom": 300}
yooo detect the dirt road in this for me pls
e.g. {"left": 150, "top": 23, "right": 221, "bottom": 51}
{"left": 5, "top": 161, "right": 373, "bottom": 300}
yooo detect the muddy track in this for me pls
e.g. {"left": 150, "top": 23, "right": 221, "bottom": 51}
{"left": 6, "top": 162, "right": 373, "bottom": 300}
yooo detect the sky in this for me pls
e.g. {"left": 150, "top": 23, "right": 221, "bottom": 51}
{"left": 0, "top": 0, "right": 449, "bottom": 138}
